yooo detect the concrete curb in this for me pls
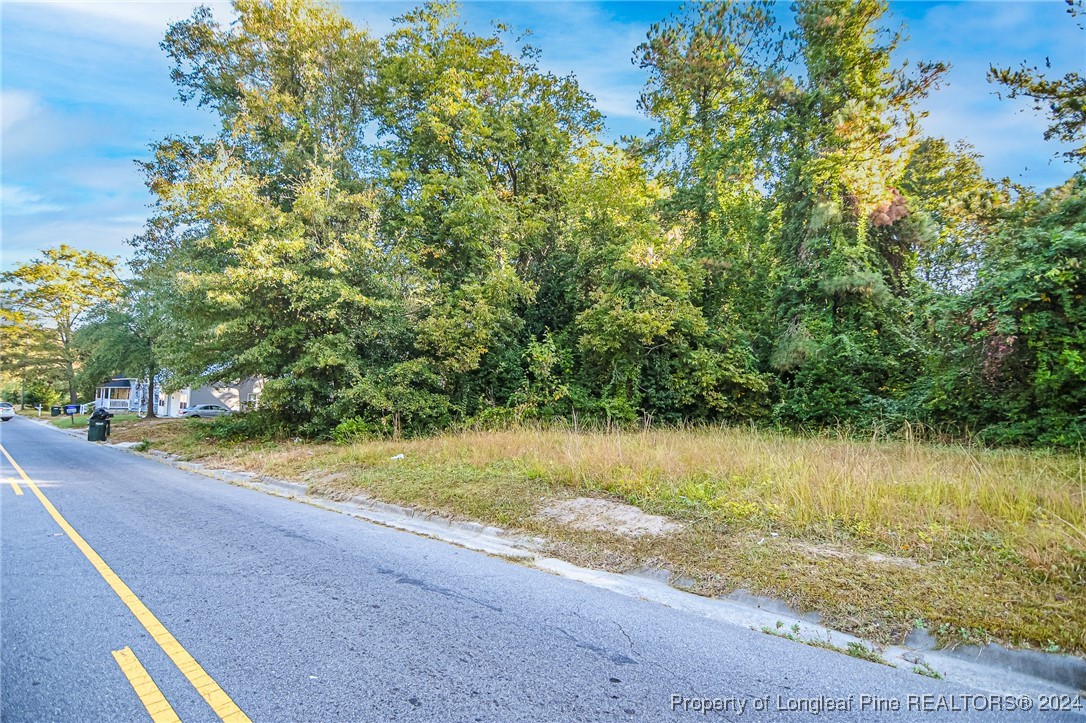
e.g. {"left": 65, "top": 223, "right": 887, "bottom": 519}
{"left": 107, "top": 440, "right": 1085, "bottom": 699}
{"left": 142, "top": 453, "right": 540, "bottom": 561}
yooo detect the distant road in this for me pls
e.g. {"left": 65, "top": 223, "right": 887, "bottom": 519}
{"left": 0, "top": 416, "right": 1054, "bottom": 721}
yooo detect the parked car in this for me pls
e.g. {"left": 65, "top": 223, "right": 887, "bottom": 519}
{"left": 0, "top": 402, "right": 14, "bottom": 422}
{"left": 180, "top": 404, "right": 232, "bottom": 419}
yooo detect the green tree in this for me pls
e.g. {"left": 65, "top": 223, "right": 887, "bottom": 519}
{"left": 1, "top": 245, "right": 120, "bottom": 403}
{"left": 898, "top": 138, "right": 1013, "bottom": 291}
{"left": 143, "top": 0, "right": 606, "bottom": 435}
{"left": 143, "top": 152, "right": 404, "bottom": 433}
{"left": 635, "top": 1, "right": 781, "bottom": 415}
{"left": 143, "top": 0, "right": 398, "bottom": 433}
{"left": 164, "top": 0, "right": 378, "bottom": 186}
{"left": 769, "top": 0, "right": 945, "bottom": 426}
{"left": 928, "top": 176, "right": 1086, "bottom": 446}
{"left": 374, "top": 2, "right": 601, "bottom": 419}
{"left": 635, "top": 0, "right": 781, "bottom": 238}
{"left": 0, "top": 314, "right": 64, "bottom": 409}
{"left": 571, "top": 148, "right": 768, "bottom": 422}
{"left": 125, "top": 0, "right": 1083, "bottom": 447}
{"left": 76, "top": 279, "right": 166, "bottom": 417}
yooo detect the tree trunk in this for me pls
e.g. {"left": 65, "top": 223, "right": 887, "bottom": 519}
{"left": 67, "top": 360, "right": 77, "bottom": 404}
{"left": 146, "top": 367, "right": 157, "bottom": 419}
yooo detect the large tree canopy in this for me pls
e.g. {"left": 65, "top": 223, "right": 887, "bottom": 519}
{"left": 85, "top": 0, "right": 1083, "bottom": 446}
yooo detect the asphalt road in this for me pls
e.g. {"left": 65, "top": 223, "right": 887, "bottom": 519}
{"left": 0, "top": 415, "right": 1071, "bottom": 722}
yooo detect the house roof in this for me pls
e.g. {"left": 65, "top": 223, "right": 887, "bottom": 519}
{"left": 98, "top": 378, "right": 135, "bottom": 388}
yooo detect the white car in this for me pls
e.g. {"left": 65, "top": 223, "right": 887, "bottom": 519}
{"left": 0, "top": 402, "right": 14, "bottom": 422}
{"left": 180, "top": 404, "right": 232, "bottom": 419}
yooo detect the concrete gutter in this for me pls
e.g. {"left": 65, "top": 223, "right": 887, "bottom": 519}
{"left": 102, "top": 439, "right": 1085, "bottom": 700}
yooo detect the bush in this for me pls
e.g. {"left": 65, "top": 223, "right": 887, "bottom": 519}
{"left": 204, "top": 411, "right": 294, "bottom": 441}
{"left": 331, "top": 417, "right": 391, "bottom": 444}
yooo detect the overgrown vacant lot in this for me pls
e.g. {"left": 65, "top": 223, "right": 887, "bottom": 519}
{"left": 111, "top": 419, "right": 1085, "bottom": 655}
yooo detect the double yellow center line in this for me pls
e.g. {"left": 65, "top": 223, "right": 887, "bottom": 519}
{"left": 0, "top": 443, "right": 251, "bottom": 723}
{"left": 113, "top": 646, "right": 183, "bottom": 723}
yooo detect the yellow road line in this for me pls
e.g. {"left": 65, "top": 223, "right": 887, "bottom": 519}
{"left": 6, "top": 477, "right": 23, "bottom": 495}
{"left": 112, "top": 646, "right": 183, "bottom": 723}
{"left": 0, "top": 443, "right": 251, "bottom": 723}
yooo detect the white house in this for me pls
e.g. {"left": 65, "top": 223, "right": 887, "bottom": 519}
{"left": 89, "top": 376, "right": 264, "bottom": 417}
{"left": 90, "top": 377, "right": 147, "bottom": 413}
{"left": 157, "top": 378, "right": 265, "bottom": 417}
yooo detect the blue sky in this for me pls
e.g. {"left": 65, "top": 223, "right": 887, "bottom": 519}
{"left": 2, "top": 1, "right": 1083, "bottom": 269}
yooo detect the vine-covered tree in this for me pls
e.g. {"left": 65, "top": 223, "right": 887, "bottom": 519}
{"left": 927, "top": 177, "right": 1086, "bottom": 445}
{"left": 633, "top": 0, "right": 780, "bottom": 420}
{"left": 769, "top": 0, "right": 946, "bottom": 425}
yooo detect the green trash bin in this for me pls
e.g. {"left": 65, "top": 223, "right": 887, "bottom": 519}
{"left": 51, "top": 406, "right": 62, "bottom": 417}
{"left": 88, "top": 420, "right": 107, "bottom": 442}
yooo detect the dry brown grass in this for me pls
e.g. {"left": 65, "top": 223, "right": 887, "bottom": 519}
{"left": 110, "top": 419, "right": 1086, "bottom": 654}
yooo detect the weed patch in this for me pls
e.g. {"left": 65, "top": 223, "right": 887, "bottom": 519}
{"left": 912, "top": 662, "right": 942, "bottom": 679}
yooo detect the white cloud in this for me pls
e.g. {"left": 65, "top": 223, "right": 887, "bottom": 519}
{"left": 1, "top": 100, "right": 116, "bottom": 167}
{"left": 1, "top": 216, "right": 138, "bottom": 270}
{"left": 916, "top": 1, "right": 1080, "bottom": 59}
{"left": 60, "top": 158, "right": 146, "bottom": 193}
{"left": 0, "top": 185, "right": 63, "bottom": 215}
{"left": 917, "top": 66, "right": 1079, "bottom": 185}
{"left": 48, "top": 1, "right": 205, "bottom": 28}
{"left": 461, "top": 2, "right": 651, "bottom": 123}
{"left": 15, "top": 1, "right": 234, "bottom": 45}
{"left": 109, "top": 214, "right": 151, "bottom": 225}
{"left": 1, "top": 90, "right": 41, "bottom": 133}
{"left": 897, "top": 0, "right": 1083, "bottom": 186}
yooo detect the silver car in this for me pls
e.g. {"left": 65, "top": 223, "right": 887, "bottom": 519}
{"left": 180, "top": 404, "right": 232, "bottom": 419}
{"left": 0, "top": 402, "right": 14, "bottom": 422}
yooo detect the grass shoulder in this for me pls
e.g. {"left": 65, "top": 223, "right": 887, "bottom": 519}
{"left": 108, "top": 417, "right": 1086, "bottom": 657}
{"left": 37, "top": 412, "right": 141, "bottom": 429}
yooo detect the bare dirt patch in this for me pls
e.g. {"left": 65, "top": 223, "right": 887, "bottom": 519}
{"left": 795, "top": 542, "right": 921, "bottom": 569}
{"left": 537, "top": 497, "right": 684, "bottom": 537}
